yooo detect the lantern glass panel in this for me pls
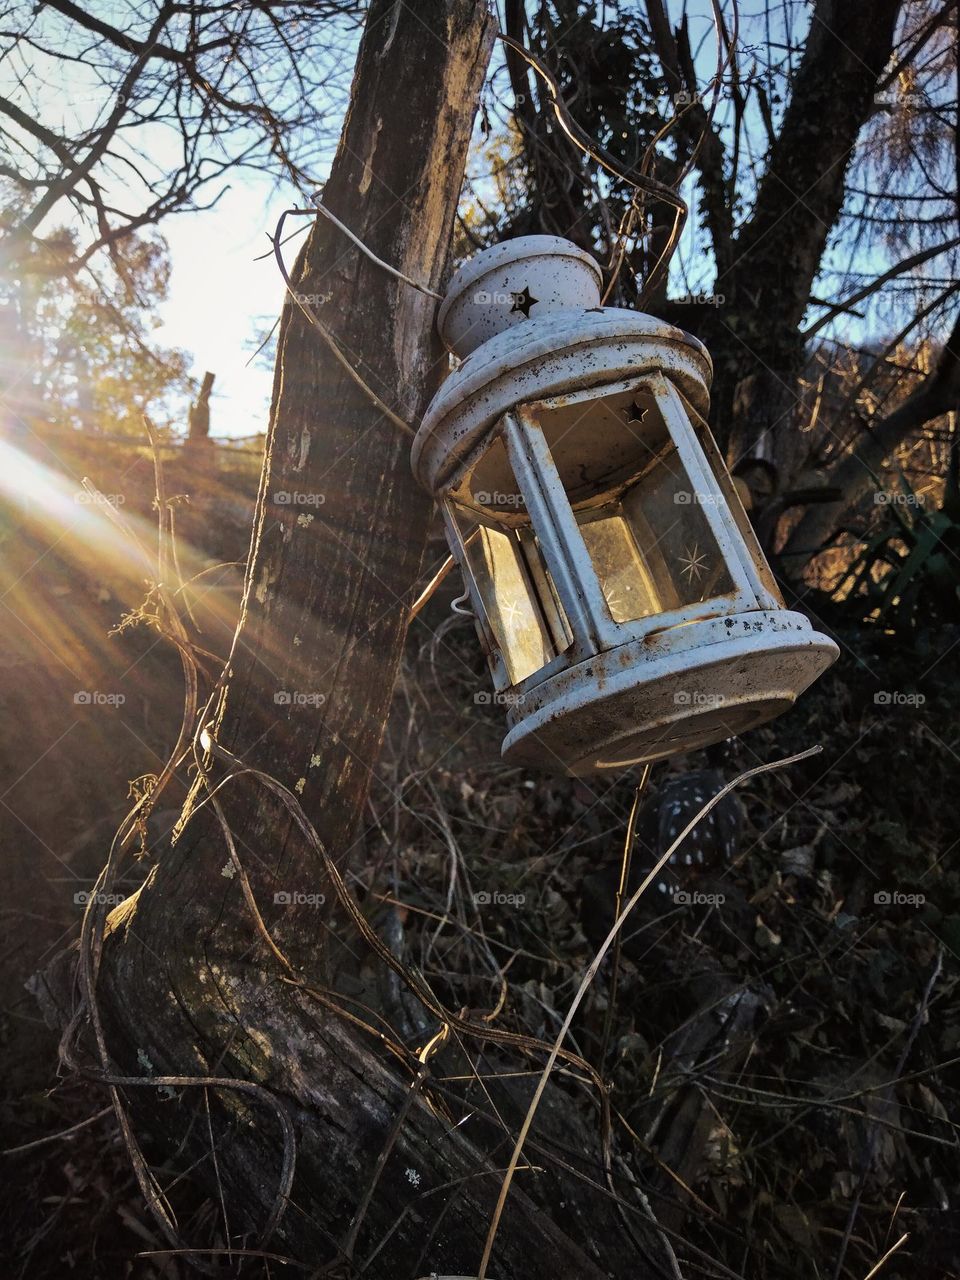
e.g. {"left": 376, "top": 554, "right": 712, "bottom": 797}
{"left": 614, "top": 440, "right": 735, "bottom": 613}
{"left": 452, "top": 506, "right": 571, "bottom": 685}
{"left": 683, "top": 402, "right": 785, "bottom": 608}
{"left": 520, "top": 385, "right": 738, "bottom": 625}
{"left": 576, "top": 512, "right": 659, "bottom": 623}
{"left": 517, "top": 528, "right": 575, "bottom": 653}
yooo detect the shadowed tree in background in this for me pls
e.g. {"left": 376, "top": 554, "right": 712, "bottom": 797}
{"left": 481, "top": 0, "right": 960, "bottom": 585}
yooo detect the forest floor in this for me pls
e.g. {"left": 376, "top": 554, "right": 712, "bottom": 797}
{"left": 1, "top": 430, "right": 958, "bottom": 1279}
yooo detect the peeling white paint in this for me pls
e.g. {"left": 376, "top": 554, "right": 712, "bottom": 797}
{"left": 414, "top": 236, "right": 839, "bottom": 774}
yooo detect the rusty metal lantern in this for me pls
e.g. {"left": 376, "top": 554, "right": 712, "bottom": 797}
{"left": 412, "top": 236, "right": 838, "bottom": 776}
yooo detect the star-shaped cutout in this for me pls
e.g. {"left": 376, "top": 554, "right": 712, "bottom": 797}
{"left": 625, "top": 401, "right": 648, "bottom": 423}
{"left": 510, "top": 286, "right": 538, "bottom": 318}
{"left": 678, "top": 543, "right": 709, "bottom": 584}
{"left": 501, "top": 598, "right": 524, "bottom": 626}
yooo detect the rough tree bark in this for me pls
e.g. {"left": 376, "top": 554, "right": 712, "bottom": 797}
{"left": 45, "top": 4, "right": 656, "bottom": 1276}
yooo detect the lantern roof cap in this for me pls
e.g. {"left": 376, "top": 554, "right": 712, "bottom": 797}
{"left": 414, "top": 305, "right": 712, "bottom": 497}
{"left": 437, "top": 235, "right": 604, "bottom": 358}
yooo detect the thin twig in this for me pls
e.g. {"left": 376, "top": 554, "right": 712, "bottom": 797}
{"left": 860, "top": 1232, "right": 909, "bottom": 1280}
{"left": 598, "top": 763, "right": 652, "bottom": 1075}
{"left": 2, "top": 1105, "right": 114, "bottom": 1157}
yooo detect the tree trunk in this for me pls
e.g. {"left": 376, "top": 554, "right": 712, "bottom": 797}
{"left": 43, "top": 4, "right": 658, "bottom": 1275}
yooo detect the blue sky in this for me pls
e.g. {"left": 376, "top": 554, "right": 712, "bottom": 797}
{"left": 13, "top": 1, "right": 949, "bottom": 442}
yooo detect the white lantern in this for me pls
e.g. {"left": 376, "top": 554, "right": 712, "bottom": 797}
{"left": 413, "top": 237, "right": 838, "bottom": 776}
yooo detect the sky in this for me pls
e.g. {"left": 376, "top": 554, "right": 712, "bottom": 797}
{"left": 145, "top": 3, "right": 726, "bottom": 441}
{"left": 7, "top": 1, "right": 950, "bottom": 443}
{"left": 142, "top": 1, "right": 817, "bottom": 442}
{"left": 0, "top": 0, "right": 354, "bottom": 440}
{"left": 153, "top": 178, "right": 288, "bottom": 440}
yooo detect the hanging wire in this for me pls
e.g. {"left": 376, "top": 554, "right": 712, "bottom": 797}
{"left": 496, "top": 31, "right": 689, "bottom": 304}
{"left": 496, "top": 32, "right": 687, "bottom": 217}
{"left": 310, "top": 195, "right": 444, "bottom": 299}
{"left": 269, "top": 27, "right": 700, "bottom": 394}
{"left": 270, "top": 203, "right": 416, "bottom": 437}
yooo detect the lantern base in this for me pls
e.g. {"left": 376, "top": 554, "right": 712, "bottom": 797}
{"left": 500, "top": 611, "right": 838, "bottom": 776}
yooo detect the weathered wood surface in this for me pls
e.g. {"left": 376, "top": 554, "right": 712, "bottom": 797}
{"left": 93, "top": 932, "right": 633, "bottom": 1277}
